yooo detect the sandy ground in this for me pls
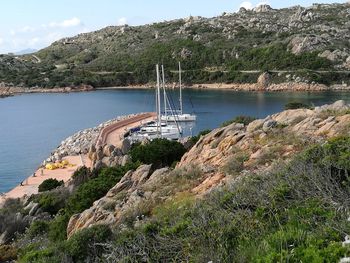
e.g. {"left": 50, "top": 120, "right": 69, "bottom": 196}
{"left": 0, "top": 155, "right": 91, "bottom": 207}
{"left": 105, "top": 114, "right": 157, "bottom": 147}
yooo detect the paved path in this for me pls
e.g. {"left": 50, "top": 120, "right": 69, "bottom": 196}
{"left": 98, "top": 112, "right": 157, "bottom": 148}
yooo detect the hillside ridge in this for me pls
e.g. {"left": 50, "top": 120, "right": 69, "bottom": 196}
{"left": 1, "top": 2, "right": 350, "bottom": 89}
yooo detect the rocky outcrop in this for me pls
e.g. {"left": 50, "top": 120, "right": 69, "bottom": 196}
{"left": 67, "top": 164, "right": 171, "bottom": 237}
{"left": 257, "top": 72, "right": 271, "bottom": 89}
{"left": 88, "top": 143, "right": 128, "bottom": 168}
{"left": 289, "top": 35, "right": 327, "bottom": 55}
{"left": 253, "top": 4, "right": 273, "bottom": 13}
{"left": 66, "top": 100, "right": 350, "bottom": 236}
{"left": 179, "top": 100, "right": 350, "bottom": 173}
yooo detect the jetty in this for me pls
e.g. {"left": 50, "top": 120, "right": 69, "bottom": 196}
{"left": 0, "top": 113, "right": 157, "bottom": 207}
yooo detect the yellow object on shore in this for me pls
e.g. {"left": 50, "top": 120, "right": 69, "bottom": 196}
{"left": 45, "top": 160, "right": 76, "bottom": 170}
{"left": 45, "top": 163, "right": 56, "bottom": 170}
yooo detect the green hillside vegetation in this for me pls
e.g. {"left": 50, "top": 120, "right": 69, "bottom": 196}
{"left": 1, "top": 3, "right": 350, "bottom": 88}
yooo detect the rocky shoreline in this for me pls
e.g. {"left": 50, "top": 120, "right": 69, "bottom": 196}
{"left": 0, "top": 84, "right": 94, "bottom": 98}
{"left": 191, "top": 82, "right": 350, "bottom": 92}
{"left": 43, "top": 114, "right": 140, "bottom": 166}
{"left": 2, "top": 80, "right": 350, "bottom": 99}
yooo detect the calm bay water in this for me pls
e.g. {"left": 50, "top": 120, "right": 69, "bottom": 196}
{"left": 1, "top": 89, "right": 350, "bottom": 193}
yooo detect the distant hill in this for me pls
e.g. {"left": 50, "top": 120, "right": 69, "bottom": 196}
{"left": 14, "top": 48, "right": 38, "bottom": 55}
{"left": 1, "top": 2, "right": 350, "bottom": 88}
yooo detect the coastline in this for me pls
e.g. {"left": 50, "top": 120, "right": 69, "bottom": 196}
{"left": 0, "top": 113, "right": 156, "bottom": 207}
{"left": 2, "top": 82, "right": 350, "bottom": 99}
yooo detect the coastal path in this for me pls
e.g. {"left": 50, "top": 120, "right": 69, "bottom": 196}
{"left": 97, "top": 112, "right": 157, "bottom": 148}
{"left": 0, "top": 155, "right": 92, "bottom": 206}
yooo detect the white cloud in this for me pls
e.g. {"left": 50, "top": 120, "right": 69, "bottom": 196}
{"left": 239, "top": 1, "right": 270, "bottom": 11}
{"left": 49, "top": 17, "right": 82, "bottom": 28}
{"left": 28, "top": 37, "right": 40, "bottom": 46}
{"left": 239, "top": 1, "right": 253, "bottom": 10}
{"left": 0, "top": 38, "right": 4, "bottom": 46}
{"left": 117, "top": 17, "right": 128, "bottom": 26}
{"left": 19, "top": 26, "right": 36, "bottom": 33}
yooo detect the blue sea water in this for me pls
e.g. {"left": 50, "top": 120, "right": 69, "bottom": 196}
{"left": 1, "top": 89, "right": 350, "bottom": 193}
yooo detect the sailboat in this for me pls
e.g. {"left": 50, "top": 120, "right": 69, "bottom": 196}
{"left": 128, "top": 65, "right": 182, "bottom": 142}
{"left": 161, "top": 62, "right": 197, "bottom": 122}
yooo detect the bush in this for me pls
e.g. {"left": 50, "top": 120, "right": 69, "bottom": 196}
{"left": 71, "top": 166, "right": 93, "bottom": 188}
{"left": 130, "top": 139, "right": 186, "bottom": 168}
{"left": 48, "top": 214, "right": 70, "bottom": 242}
{"left": 38, "top": 179, "right": 64, "bottom": 192}
{"left": 221, "top": 115, "right": 256, "bottom": 127}
{"left": 0, "top": 245, "right": 17, "bottom": 262}
{"left": 35, "top": 189, "right": 69, "bottom": 215}
{"left": 27, "top": 221, "right": 49, "bottom": 238}
{"left": 66, "top": 163, "right": 138, "bottom": 216}
{"left": 285, "top": 101, "right": 312, "bottom": 110}
{"left": 19, "top": 247, "right": 57, "bottom": 263}
{"left": 65, "top": 225, "right": 112, "bottom": 262}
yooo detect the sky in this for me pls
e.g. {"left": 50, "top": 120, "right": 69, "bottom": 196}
{"left": 0, "top": 0, "right": 348, "bottom": 54}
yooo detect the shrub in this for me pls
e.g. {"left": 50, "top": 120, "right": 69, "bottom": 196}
{"left": 71, "top": 166, "right": 92, "bottom": 188}
{"left": 285, "top": 101, "right": 312, "bottom": 110}
{"left": 222, "top": 152, "right": 249, "bottom": 175}
{"left": 66, "top": 163, "right": 138, "bottom": 216}
{"left": 35, "top": 189, "right": 69, "bottom": 215}
{"left": 0, "top": 245, "right": 17, "bottom": 262}
{"left": 27, "top": 221, "right": 49, "bottom": 238}
{"left": 65, "top": 225, "right": 112, "bottom": 262}
{"left": 0, "top": 209, "right": 29, "bottom": 244}
{"left": 19, "top": 247, "right": 57, "bottom": 263}
{"left": 221, "top": 115, "right": 256, "bottom": 127}
{"left": 48, "top": 214, "right": 70, "bottom": 242}
{"left": 38, "top": 179, "right": 64, "bottom": 192}
{"left": 130, "top": 139, "right": 186, "bottom": 168}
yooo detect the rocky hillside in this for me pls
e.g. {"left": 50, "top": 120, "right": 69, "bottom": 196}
{"left": 1, "top": 2, "right": 350, "bottom": 89}
{"left": 66, "top": 100, "right": 350, "bottom": 237}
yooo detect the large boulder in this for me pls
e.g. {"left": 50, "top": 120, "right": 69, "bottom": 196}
{"left": 121, "top": 139, "right": 131, "bottom": 154}
{"left": 257, "top": 72, "right": 271, "bottom": 90}
{"left": 103, "top": 144, "right": 115, "bottom": 157}
{"left": 289, "top": 35, "right": 327, "bottom": 55}
{"left": 262, "top": 119, "right": 277, "bottom": 132}
{"left": 253, "top": 4, "right": 272, "bottom": 13}
{"left": 314, "top": 100, "right": 350, "bottom": 113}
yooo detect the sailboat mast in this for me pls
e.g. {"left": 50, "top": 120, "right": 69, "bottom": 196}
{"left": 162, "top": 65, "right": 167, "bottom": 123}
{"left": 179, "top": 62, "right": 183, "bottom": 115}
{"left": 156, "top": 64, "right": 162, "bottom": 138}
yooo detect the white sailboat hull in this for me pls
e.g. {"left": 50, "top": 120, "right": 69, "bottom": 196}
{"left": 161, "top": 114, "right": 196, "bottom": 122}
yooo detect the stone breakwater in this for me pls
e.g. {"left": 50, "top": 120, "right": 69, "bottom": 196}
{"left": 43, "top": 114, "right": 141, "bottom": 165}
